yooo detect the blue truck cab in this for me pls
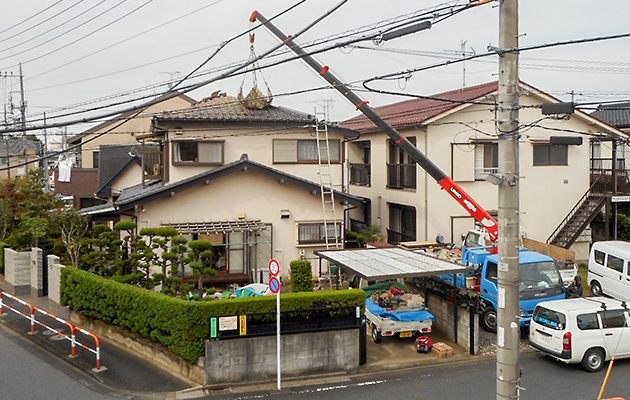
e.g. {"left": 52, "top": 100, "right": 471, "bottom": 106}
{"left": 460, "top": 246, "right": 566, "bottom": 332}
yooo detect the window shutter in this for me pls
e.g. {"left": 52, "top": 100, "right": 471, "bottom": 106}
{"left": 274, "top": 140, "right": 298, "bottom": 162}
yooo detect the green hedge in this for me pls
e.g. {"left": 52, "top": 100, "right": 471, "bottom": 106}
{"left": 60, "top": 267, "right": 365, "bottom": 363}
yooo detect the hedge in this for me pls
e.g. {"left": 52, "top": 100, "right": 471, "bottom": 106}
{"left": 60, "top": 267, "right": 365, "bottom": 363}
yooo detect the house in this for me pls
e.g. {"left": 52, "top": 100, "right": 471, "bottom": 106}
{"left": 82, "top": 154, "right": 365, "bottom": 283}
{"left": 342, "top": 81, "right": 630, "bottom": 261}
{"left": 56, "top": 93, "right": 195, "bottom": 208}
{"left": 81, "top": 91, "right": 366, "bottom": 281}
{"left": 0, "top": 138, "right": 42, "bottom": 179}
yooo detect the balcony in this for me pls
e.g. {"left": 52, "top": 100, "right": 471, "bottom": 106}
{"left": 590, "top": 157, "right": 630, "bottom": 194}
{"left": 350, "top": 163, "right": 370, "bottom": 186}
{"left": 387, "top": 163, "right": 416, "bottom": 189}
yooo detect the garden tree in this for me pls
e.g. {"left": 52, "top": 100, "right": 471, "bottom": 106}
{"left": 345, "top": 225, "right": 383, "bottom": 248}
{"left": 114, "top": 220, "right": 138, "bottom": 275}
{"left": 0, "top": 169, "right": 63, "bottom": 250}
{"left": 51, "top": 210, "right": 90, "bottom": 268}
{"left": 80, "top": 224, "right": 122, "bottom": 275}
{"left": 185, "top": 240, "right": 216, "bottom": 291}
{"left": 290, "top": 260, "right": 314, "bottom": 292}
{"left": 162, "top": 235, "right": 188, "bottom": 294}
{"left": 137, "top": 228, "right": 159, "bottom": 287}
{"left": 149, "top": 227, "right": 179, "bottom": 289}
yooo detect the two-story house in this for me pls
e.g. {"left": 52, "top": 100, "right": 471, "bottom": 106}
{"left": 342, "top": 81, "right": 629, "bottom": 261}
{"left": 82, "top": 91, "right": 365, "bottom": 282}
{"left": 0, "top": 138, "right": 42, "bottom": 179}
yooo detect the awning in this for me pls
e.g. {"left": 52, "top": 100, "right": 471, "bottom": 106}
{"left": 314, "top": 247, "right": 472, "bottom": 280}
{"left": 161, "top": 220, "right": 269, "bottom": 234}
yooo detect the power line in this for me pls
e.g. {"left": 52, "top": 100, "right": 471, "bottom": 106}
{"left": 0, "top": 0, "right": 64, "bottom": 35}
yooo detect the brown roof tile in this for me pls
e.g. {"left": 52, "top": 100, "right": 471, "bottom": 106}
{"left": 341, "top": 81, "right": 498, "bottom": 131}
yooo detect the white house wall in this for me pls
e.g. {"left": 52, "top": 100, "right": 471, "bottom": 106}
{"left": 136, "top": 169, "right": 347, "bottom": 279}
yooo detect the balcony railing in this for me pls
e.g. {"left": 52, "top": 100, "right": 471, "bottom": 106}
{"left": 387, "top": 163, "right": 416, "bottom": 189}
{"left": 474, "top": 166, "right": 499, "bottom": 181}
{"left": 350, "top": 163, "right": 371, "bottom": 186}
{"left": 590, "top": 157, "right": 630, "bottom": 194}
{"left": 143, "top": 151, "right": 163, "bottom": 180}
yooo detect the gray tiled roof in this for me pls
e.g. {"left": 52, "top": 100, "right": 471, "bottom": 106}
{"left": 591, "top": 103, "right": 630, "bottom": 128}
{"left": 154, "top": 94, "right": 315, "bottom": 124}
{"left": 0, "top": 138, "right": 42, "bottom": 154}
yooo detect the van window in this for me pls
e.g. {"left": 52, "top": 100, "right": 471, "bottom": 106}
{"left": 577, "top": 313, "right": 600, "bottom": 330}
{"left": 533, "top": 306, "right": 566, "bottom": 330}
{"left": 600, "top": 310, "right": 628, "bottom": 328}
{"left": 594, "top": 249, "right": 605, "bottom": 266}
{"left": 607, "top": 255, "right": 624, "bottom": 274}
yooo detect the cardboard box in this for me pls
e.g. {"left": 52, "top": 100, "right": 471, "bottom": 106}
{"left": 432, "top": 342, "right": 453, "bottom": 358}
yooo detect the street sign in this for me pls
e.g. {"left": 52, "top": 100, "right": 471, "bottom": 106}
{"left": 269, "top": 276, "right": 280, "bottom": 293}
{"left": 612, "top": 196, "right": 630, "bottom": 203}
{"left": 269, "top": 259, "right": 280, "bottom": 276}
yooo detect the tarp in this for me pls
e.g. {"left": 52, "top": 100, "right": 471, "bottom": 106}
{"left": 362, "top": 281, "right": 406, "bottom": 297}
{"left": 366, "top": 298, "right": 435, "bottom": 322}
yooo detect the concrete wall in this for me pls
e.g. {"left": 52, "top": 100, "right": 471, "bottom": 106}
{"left": 47, "top": 255, "right": 64, "bottom": 304}
{"left": 205, "top": 329, "right": 359, "bottom": 385}
{"left": 4, "top": 248, "right": 32, "bottom": 295}
{"left": 427, "top": 292, "right": 479, "bottom": 354}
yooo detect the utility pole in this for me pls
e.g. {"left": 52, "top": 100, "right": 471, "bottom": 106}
{"left": 496, "top": 0, "right": 520, "bottom": 399}
{"left": 18, "top": 64, "right": 27, "bottom": 173}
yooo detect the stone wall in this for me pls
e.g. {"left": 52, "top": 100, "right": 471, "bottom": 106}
{"left": 4, "top": 248, "right": 32, "bottom": 295}
{"left": 30, "top": 248, "right": 43, "bottom": 297}
{"left": 205, "top": 329, "right": 359, "bottom": 385}
{"left": 47, "top": 255, "right": 64, "bottom": 304}
{"left": 426, "top": 291, "right": 479, "bottom": 354}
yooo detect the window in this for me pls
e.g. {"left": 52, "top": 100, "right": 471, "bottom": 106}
{"left": 387, "top": 203, "right": 416, "bottom": 244}
{"left": 533, "top": 144, "right": 568, "bottom": 166}
{"left": 594, "top": 250, "right": 605, "bottom": 266}
{"left": 388, "top": 137, "right": 417, "bottom": 189}
{"left": 475, "top": 143, "right": 498, "bottom": 180}
{"left": 600, "top": 310, "right": 628, "bottom": 328}
{"left": 533, "top": 306, "right": 566, "bottom": 330}
{"left": 577, "top": 313, "right": 600, "bottom": 330}
{"left": 607, "top": 254, "right": 624, "bottom": 273}
{"left": 485, "top": 261, "right": 498, "bottom": 283}
{"left": 173, "top": 141, "right": 223, "bottom": 164}
{"left": 93, "top": 151, "right": 100, "bottom": 169}
{"left": 273, "top": 139, "right": 340, "bottom": 163}
{"left": 298, "top": 222, "right": 342, "bottom": 245}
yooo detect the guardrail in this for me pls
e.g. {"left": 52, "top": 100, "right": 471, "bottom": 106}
{"left": 0, "top": 291, "right": 102, "bottom": 370}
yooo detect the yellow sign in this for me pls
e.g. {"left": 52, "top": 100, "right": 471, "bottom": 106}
{"left": 239, "top": 315, "right": 247, "bottom": 336}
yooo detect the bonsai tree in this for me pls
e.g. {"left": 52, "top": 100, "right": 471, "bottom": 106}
{"left": 185, "top": 240, "right": 216, "bottom": 291}
{"left": 114, "top": 220, "right": 138, "bottom": 275}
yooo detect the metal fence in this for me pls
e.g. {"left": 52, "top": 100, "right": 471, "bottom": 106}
{"left": 209, "top": 306, "right": 363, "bottom": 340}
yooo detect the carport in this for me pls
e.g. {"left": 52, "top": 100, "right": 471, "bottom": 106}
{"left": 314, "top": 247, "right": 479, "bottom": 355}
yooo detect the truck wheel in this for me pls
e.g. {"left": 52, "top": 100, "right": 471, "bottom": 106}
{"left": 581, "top": 348, "right": 605, "bottom": 372}
{"left": 481, "top": 307, "right": 498, "bottom": 333}
{"left": 590, "top": 281, "right": 603, "bottom": 297}
{"left": 371, "top": 325, "right": 382, "bottom": 343}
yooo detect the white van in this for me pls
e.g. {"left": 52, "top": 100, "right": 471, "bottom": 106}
{"left": 529, "top": 297, "right": 630, "bottom": 372}
{"left": 588, "top": 241, "right": 630, "bottom": 302}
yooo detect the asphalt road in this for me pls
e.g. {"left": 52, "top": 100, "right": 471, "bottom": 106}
{"left": 208, "top": 353, "right": 630, "bottom": 400}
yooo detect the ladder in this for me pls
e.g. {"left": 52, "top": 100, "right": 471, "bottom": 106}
{"left": 315, "top": 108, "right": 341, "bottom": 250}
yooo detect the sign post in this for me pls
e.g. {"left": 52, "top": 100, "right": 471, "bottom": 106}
{"left": 268, "top": 259, "right": 281, "bottom": 390}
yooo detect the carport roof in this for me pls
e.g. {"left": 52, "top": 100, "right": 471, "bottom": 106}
{"left": 314, "top": 247, "right": 472, "bottom": 280}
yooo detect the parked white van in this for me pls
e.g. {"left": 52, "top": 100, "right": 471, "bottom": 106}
{"left": 588, "top": 241, "right": 630, "bottom": 302}
{"left": 529, "top": 297, "right": 630, "bottom": 372}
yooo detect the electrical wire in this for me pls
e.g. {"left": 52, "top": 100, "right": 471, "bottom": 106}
{"left": 0, "top": 0, "right": 64, "bottom": 35}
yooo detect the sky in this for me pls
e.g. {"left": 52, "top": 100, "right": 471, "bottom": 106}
{"left": 1, "top": 0, "right": 630, "bottom": 140}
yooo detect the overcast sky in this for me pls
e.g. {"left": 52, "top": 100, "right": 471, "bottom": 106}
{"left": 1, "top": 0, "right": 630, "bottom": 138}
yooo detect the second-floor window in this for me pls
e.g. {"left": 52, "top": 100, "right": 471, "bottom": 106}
{"left": 475, "top": 142, "right": 498, "bottom": 180}
{"left": 533, "top": 144, "right": 568, "bottom": 166}
{"left": 273, "top": 139, "right": 340, "bottom": 163}
{"left": 388, "top": 137, "right": 416, "bottom": 189}
{"left": 173, "top": 141, "right": 223, "bottom": 165}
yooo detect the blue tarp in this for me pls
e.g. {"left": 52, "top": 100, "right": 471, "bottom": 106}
{"left": 366, "top": 298, "right": 435, "bottom": 322}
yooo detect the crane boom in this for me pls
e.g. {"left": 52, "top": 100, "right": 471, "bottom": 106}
{"left": 252, "top": 10, "right": 498, "bottom": 241}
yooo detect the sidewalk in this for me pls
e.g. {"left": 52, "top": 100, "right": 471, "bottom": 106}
{"left": 0, "top": 278, "right": 479, "bottom": 398}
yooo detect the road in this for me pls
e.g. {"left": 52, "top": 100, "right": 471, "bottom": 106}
{"left": 208, "top": 354, "right": 630, "bottom": 400}
{"left": 0, "top": 322, "right": 160, "bottom": 400}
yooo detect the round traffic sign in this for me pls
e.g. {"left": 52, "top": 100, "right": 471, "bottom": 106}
{"left": 269, "top": 276, "right": 280, "bottom": 294}
{"left": 269, "top": 259, "right": 280, "bottom": 276}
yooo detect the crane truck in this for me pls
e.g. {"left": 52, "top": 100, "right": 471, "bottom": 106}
{"left": 253, "top": 11, "right": 566, "bottom": 331}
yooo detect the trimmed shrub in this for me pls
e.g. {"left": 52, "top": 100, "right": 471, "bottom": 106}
{"left": 60, "top": 267, "right": 364, "bottom": 363}
{"left": 290, "top": 260, "right": 313, "bottom": 292}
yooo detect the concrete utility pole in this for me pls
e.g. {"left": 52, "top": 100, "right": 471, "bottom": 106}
{"left": 18, "top": 64, "right": 27, "bottom": 172}
{"left": 496, "top": 0, "right": 520, "bottom": 399}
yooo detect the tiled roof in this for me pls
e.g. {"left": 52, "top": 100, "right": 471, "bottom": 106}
{"left": 0, "top": 139, "right": 42, "bottom": 154}
{"left": 341, "top": 82, "right": 498, "bottom": 132}
{"left": 591, "top": 103, "right": 630, "bottom": 128}
{"left": 154, "top": 94, "right": 315, "bottom": 124}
